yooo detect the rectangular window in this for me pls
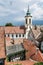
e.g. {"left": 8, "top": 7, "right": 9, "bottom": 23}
{"left": 26, "top": 19, "right": 27, "bottom": 24}
{"left": 16, "top": 34, "right": 18, "bottom": 37}
{"left": 19, "top": 34, "right": 21, "bottom": 37}
{"left": 12, "top": 34, "right": 13, "bottom": 37}
{"left": 8, "top": 34, "right": 9, "bottom": 37}
{"left": 29, "top": 19, "right": 31, "bottom": 24}
{"left": 23, "top": 34, "right": 24, "bottom": 37}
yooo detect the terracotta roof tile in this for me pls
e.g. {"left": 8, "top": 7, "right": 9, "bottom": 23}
{"left": 5, "top": 37, "right": 24, "bottom": 46}
{"left": 32, "top": 26, "right": 41, "bottom": 39}
{"left": 0, "top": 27, "right": 6, "bottom": 59}
{"left": 23, "top": 39, "right": 43, "bottom": 62}
{"left": 31, "top": 50, "right": 43, "bottom": 62}
{"left": 5, "top": 60, "right": 35, "bottom": 65}
{"left": 5, "top": 26, "right": 25, "bottom": 34}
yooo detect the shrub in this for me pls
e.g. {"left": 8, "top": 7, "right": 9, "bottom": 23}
{"left": 34, "top": 62, "right": 43, "bottom": 65}
{"left": 14, "top": 64, "right": 22, "bottom": 65}
{"left": 5, "top": 23, "right": 13, "bottom": 26}
{"left": 6, "top": 57, "right": 9, "bottom": 62}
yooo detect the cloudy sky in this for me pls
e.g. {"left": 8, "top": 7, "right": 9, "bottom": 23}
{"left": 0, "top": 0, "right": 43, "bottom": 25}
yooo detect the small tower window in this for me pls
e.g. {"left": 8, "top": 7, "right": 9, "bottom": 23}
{"left": 29, "top": 19, "right": 31, "bottom": 24}
{"left": 26, "top": 19, "right": 27, "bottom": 24}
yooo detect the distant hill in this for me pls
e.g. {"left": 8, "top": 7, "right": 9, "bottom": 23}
{"left": 32, "top": 20, "right": 43, "bottom": 25}
{"left": 0, "top": 20, "right": 43, "bottom": 26}
{"left": 14, "top": 20, "right": 43, "bottom": 26}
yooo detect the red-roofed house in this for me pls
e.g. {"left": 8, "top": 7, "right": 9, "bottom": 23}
{"left": 0, "top": 6, "right": 43, "bottom": 65}
{"left": 23, "top": 39, "right": 43, "bottom": 62}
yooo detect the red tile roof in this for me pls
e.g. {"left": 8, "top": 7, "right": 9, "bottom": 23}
{"left": 5, "top": 60, "right": 35, "bottom": 65}
{"left": 23, "top": 39, "right": 43, "bottom": 62}
{"left": 0, "top": 26, "right": 43, "bottom": 63}
{"left": 31, "top": 50, "right": 43, "bottom": 62}
{"left": 5, "top": 26, "right": 25, "bottom": 34}
{"left": 32, "top": 26, "right": 41, "bottom": 39}
{"left": 0, "top": 27, "right": 6, "bottom": 59}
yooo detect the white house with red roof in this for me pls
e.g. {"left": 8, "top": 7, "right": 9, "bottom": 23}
{"left": 0, "top": 6, "right": 43, "bottom": 65}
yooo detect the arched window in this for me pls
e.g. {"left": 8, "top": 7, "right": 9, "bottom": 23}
{"left": 16, "top": 34, "right": 18, "bottom": 37}
{"left": 26, "top": 19, "right": 27, "bottom": 24}
{"left": 23, "top": 34, "right": 24, "bottom": 37}
{"left": 29, "top": 19, "right": 31, "bottom": 24}
{"left": 19, "top": 34, "right": 21, "bottom": 37}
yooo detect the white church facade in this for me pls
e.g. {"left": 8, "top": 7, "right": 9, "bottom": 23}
{"left": 5, "top": 6, "right": 32, "bottom": 41}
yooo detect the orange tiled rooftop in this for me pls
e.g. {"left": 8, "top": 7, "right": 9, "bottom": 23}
{"left": 0, "top": 6, "right": 43, "bottom": 65}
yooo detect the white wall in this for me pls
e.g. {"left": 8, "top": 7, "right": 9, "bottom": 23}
{"left": 25, "top": 16, "right": 32, "bottom": 39}
{"left": 5, "top": 34, "right": 25, "bottom": 39}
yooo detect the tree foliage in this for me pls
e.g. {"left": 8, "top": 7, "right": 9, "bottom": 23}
{"left": 14, "top": 64, "right": 22, "bottom": 65}
{"left": 34, "top": 62, "right": 43, "bottom": 65}
{"left": 5, "top": 23, "right": 13, "bottom": 26}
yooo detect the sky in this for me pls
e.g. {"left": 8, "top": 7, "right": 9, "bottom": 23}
{"left": 0, "top": 0, "right": 43, "bottom": 26}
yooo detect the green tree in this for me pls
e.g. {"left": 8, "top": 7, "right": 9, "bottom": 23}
{"left": 14, "top": 63, "right": 22, "bottom": 65}
{"left": 5, "top": 23, "right": 13, "bottom": 26}
{"left": 34, "top": 62, "right": 43, "bottom": 65}
{"left": 6, "top": 56, "right": 9, "bottom": 62}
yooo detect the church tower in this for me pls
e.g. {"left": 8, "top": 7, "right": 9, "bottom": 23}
{"left": 25, "top": 6, "right": 32, "bottom": 39}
